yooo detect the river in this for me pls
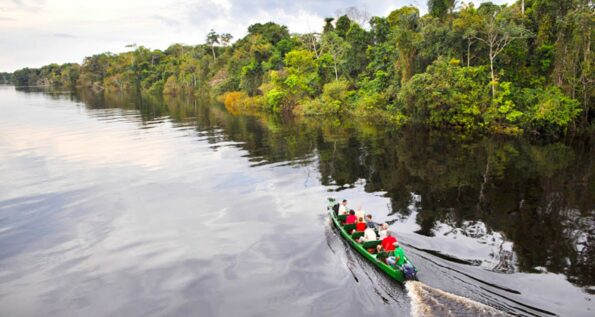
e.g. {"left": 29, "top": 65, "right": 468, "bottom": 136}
{"left": 0, "top": 85, "right": 593, "bottom": 316}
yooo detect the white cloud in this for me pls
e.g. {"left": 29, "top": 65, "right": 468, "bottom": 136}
{"left": 0, "top": 0, "right": 513, "bottom": 71}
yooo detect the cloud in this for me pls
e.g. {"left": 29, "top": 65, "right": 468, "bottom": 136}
{"left": 152, "top": 15, "right": 180, "bottom": 28}
{"left": 53, "top": 32, "right": 76, "bottom": 38}
{"left": 0, "top": 0, "right": 515, "bottom": 72}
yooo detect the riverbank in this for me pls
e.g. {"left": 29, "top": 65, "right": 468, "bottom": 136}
{"left": 6, "top": 1, "right": 593, "bottom": 138}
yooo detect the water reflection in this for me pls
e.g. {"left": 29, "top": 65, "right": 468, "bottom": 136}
{"left": 19, "top": 86, "right": 595, "bottom": 289}
{"left": 70, "top": 88, "right": 594, "bottom": 288}
{"left": 3, "top": 86, "right": 594, "bottom": 316}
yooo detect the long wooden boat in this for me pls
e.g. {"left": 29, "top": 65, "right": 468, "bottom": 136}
{"left": 327, "top": 198, "right": 417, "bottom": 283}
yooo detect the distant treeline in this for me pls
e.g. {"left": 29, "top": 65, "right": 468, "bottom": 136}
{"left": 6, "top": 1, "right": 594, "bottom": 136}
{"left": 0, "top": 72, "right": 12, "bottom": 84}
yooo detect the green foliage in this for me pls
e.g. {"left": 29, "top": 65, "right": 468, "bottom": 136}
{"left": 527, "top": 86, "right": 581, "bottom": 134}
{"left": 266, "top": 88, "right": 287, "bottom": 112}
{"left": 8, "top": 1, "right": 592, "bottom": 136}
{"left": 399, "top": 58, "right": 489, "bottom": 130}
{"left": 335, "top": 15, "right": 352, "bottom": 38}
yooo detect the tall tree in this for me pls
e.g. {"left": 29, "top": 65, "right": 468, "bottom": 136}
{"left": 388, "top": 6, "right": 422, "bottom": 84}
{"left": 206, "top": 29, "right": 219, "bottom": 62}
{"left": 321, "top": 32, "right": 350, "bottom": 80}
{"left": 470, "top": 6, "right": 532, "bottom": 96}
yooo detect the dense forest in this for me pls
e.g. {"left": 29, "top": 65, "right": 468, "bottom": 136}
{"left": 7, "top": 0, "right": 594, "bottom": 136}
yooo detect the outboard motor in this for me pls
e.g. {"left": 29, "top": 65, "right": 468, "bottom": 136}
{"left": 403, "top": 262, "right": 418, "bottom": 280}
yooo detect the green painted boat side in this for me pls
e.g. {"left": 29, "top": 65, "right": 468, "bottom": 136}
{"left": 329, "top": 209, "right": 410, "bottom": 283}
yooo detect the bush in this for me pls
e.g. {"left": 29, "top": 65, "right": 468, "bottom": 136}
{"left": 298, "top": 80, "right": 353, "bottom": 116}
{"left": 527, "top": 86, "right": 581, "bottom": 134}
{"left": 266, "top": 88, "right": 287, "bottom": 112}
{"left": 399, "top": 58, "right": 489, "bottom": 130}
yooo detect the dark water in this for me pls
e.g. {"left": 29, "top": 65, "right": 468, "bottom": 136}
{"left": 0, "top": 85, "right": 593, "bottom": 316}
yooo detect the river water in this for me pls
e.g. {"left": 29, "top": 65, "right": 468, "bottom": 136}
{"left": 0, "top": 85, "right": 593, "bottom": 316}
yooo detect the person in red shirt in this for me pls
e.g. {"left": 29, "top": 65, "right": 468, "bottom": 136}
{"left": 356, "top": 217, "right": 366, "bottom": 232}
{"left": 378, "top": 231, "right": 398, "bottom": 253}
{"left": 345, "top": 210, "right": 357, "bottom": 224}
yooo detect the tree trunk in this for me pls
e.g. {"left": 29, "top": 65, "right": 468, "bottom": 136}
{"left": 211, "top": 45, "right": 216, "bottom": 62}
{"left": 467, "top": 39, "right": 471, "bottom": 67}
{"left": 521, "top": 0, "right": 525, "bottom": 16}
{"left": 333, "top": 57, "right": 338, "bottom": 81}
{"left": 489, "top": 50, "right": 496, "bottom": 97}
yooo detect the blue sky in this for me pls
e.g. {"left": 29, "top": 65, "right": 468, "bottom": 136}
{"left": 0, "top": 0, "right": 512, "bottom": 72}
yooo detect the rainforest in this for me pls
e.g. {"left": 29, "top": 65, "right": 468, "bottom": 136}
{"left": 3, "top": 1, "right": 594, "bottom": 136}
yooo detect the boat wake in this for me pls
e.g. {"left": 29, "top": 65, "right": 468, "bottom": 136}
{"left": 406, "top": 281, "right": 511, "bottom": 317}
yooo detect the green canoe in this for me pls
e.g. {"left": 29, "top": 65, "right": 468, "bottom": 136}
{"left": 327, "top": 198, "right": 417, "bottom": 283}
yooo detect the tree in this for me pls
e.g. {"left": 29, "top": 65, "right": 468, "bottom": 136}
{"left": 335, "top": 15, "right": 352, "bottom": 38}
{"left": 220, "top": 33, "right": 233, "bottom": 47}
{"left": 428, "top": 0, "right": 456, "bottom": 19}
{"left": 321, "top": 32, "right": 350, "bottom": 80}
{"left": 247, "top": 22, "right": 290, "bottom": 45}
{"left": 323, "top": 17, "right": 335, "bottom": 33}
{"left": 336, "top": 6, "right": 370, "bottom": 27}
{"left": 453, "top": 3, "right": 484, "bottom": 67}
{"left": 470, "top": 6, "right": 532, "bottom": 96}
{"left": 388, "top": 6, "right": 422, "bottom": 84}
{"left": 206, "top": 29, "right": 219, "bottom": 62}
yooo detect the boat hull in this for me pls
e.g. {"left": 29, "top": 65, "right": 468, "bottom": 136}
{"left": 328, "top": 209, "right": 409, "bottom": 283}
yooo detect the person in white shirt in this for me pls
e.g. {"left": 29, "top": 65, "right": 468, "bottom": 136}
{"left": 338, "top": 199, "right": 348, "bottom": 215}
{"left": 361, "top": 225, "right": 377, "bottom": 242}
{"left": 355, "top": 205, "right": 365, "bottom": 220}
{"left": 378, "top": 223, "right": 389, "bottom": 240}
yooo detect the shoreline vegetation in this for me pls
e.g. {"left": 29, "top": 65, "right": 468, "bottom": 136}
{"left": 2, "top": 1, "right": 593, "bottom": 137}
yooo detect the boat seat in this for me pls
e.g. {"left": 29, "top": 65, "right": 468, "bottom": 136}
{"left": 376, "top": 251, "right": 391, "bottom": 262}
{"left": 362, "top": 240, "right": 381, "bottom": 249}
{"left": 351, "top": 232, "right": 364, "bottom": 240}
{"left": 337, "top": 215, "right": 347, "bottom": 223}
{"left": 343, "top": 223, "right": 356, "bottom": 233}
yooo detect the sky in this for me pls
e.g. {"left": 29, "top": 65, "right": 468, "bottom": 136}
{"left": 0, "top": 0, "right": 512, "bottom": 72}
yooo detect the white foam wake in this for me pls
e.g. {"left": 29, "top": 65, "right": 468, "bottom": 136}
{"left": 406, "top": 281, "right": 511, "bottom": 317}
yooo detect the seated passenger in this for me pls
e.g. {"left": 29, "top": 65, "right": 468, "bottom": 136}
{"left": 339, "top": 199, "right": 349, "bottom": 215}
{"left": 377, "top": 231, "right": 397, "bottom": 253}
{"left": 355, "top": 206, "right": 365, "bottom": 220}
{"left": 345, "top": 210, "right": 356, "bottom": 224}
{"left": 387, "top": 242, "right": 406, "bottom": 269}
{"left": 365, "top": 214, "right": 376, "bottom": 229}
{"left": 378, "top": 223, "right": 389, "bottom": 240}
{"left": 356, "top": 217, "right": 367, "bottom": 232}
{"left": 362, "top": 224, "right": 377, "bottom": 242}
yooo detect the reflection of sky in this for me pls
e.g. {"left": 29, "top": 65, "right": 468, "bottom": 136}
{"left": 0, "top": 86, "right": 363, "bottom": 316}
{"left": 0, "top": 86, "right": 592, "bottom": 317}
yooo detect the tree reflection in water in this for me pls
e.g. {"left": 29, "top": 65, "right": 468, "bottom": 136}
{"left": 25, "top": 87, "right": 594, "bottom": 290}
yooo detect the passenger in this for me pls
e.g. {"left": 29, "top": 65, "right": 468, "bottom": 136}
{"left": 387, "top": 242, "right": 406, "bottom": 269}
{"left": 356, "top": 217, "right": 366, "bottom": 232}
{"left": 378, "top": 223, "right": 389, "bottom": 240}
{"left": 365, "top": 214, "right": 376, "bottom": 229}
{"left": 362, "top": 223, "right": 377, "bottom": 242}
{"left": 377, "top": 231, "right": 397, "bottom": 253}
{"left": 339, "top": 199, "right": 349, "bottom": 215}
{"left": 355, "top": 206, "right": 365, "bottom": 220}
{"left": 345, "top": 210, "right": 357, "bottom": 224}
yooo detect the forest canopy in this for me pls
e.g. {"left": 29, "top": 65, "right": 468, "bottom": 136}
{"left": 7, "top": 1, "right": 594, "bottom": 136}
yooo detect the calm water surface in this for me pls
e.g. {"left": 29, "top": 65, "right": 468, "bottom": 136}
{"left": 0, "top": 85, "right": 593, "bottom": 316}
